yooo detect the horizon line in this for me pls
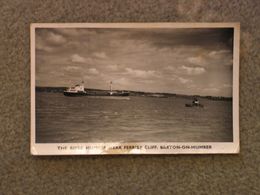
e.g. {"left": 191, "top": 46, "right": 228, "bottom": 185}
{"left": 35, "top": 86, "right": 232, "bottom": 98}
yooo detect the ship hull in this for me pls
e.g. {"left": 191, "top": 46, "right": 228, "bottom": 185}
{"left": 110, "top": 93, "right": 129, "bottom": 96}
{"left": 63, "top": 91, "right": 88, "bottom": 96}
{"left": 63, "top": 91, "right": 130, "bottom": 97}
{"left": 185, "top": 103, "right": 203, "bottom": 108}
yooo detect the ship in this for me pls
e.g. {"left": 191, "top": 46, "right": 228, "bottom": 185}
{"left": 63, "top": 81, "right": 87, "bottom": 96}
{"left": 108, "top": 81, "right": 129, "bottom": 96}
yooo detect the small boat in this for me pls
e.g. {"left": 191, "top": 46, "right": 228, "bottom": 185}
{"left": 64, "top": 81, "right": 87, "bottom": 96}
{"left": 185, "top": 98, "right": 204, "bottom": 107}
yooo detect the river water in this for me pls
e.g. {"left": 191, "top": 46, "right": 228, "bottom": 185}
{"left": 36, "top": 92, "right": 232, "bottom": 143}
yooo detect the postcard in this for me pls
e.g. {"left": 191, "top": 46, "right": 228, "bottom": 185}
{"left": 30, "top": 23, "right": 240, "bottom": 155}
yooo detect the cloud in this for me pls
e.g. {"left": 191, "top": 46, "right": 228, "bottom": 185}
{"left": 113, "top": 77, "right": 129, "bottom": 86}
{"left": 180, "top": 65, "right": 206, "bottom": 75}
{"left": 203, "top": 87, "right": 220, "bottom": 92}
{"left": 208, "top": 50, "right": 233, "bottom": 66}
{"left": 187, "top": 49, "right": 233, "bottom": 68}
{"left": 36, "top": 36, "right": 54, "bottom": 52}
{"left": 125, "top": 68, "right": 157, "bottom": 78}
{"left": 55, "top": 28, "right": 97, "bottom": 37}
{"left": 36, "top": 42, "right": 53, "bottom": 52}
{"left": 88, "top": 68, "right": 99, "bottom": 75}
{"left": 36, "top": 30, "right": 66, "bottom": 52}
{"left": 64, "top": 66, "right": 80, "bottom": 71}
{"left": 178, "top": 77, "right": 192, "bottom": 84}
{"left": 71, "top": 54, "right": 86, "bottom": 63}
{"left": 107, "top": 64, "right": 119, "bottom": 71}
{"left": 93, "top": 52, "right": 107, "bottom": 59}
{"left": 165, "top": 66, "right": 175, "bottom": 71}
{"left": 188, "top": 56, "right": 205, "bottom": 65}
{"left": 141, "top": 80, "right": 155, "bottom": 84}
{"left": 47, "top": 32, "right": 66, "bottom": 45}
{"left": 209, "top": 50, "right": 231, "bottom": 57}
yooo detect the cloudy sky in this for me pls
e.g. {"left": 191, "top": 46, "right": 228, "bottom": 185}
{"left": 35, "top": 27, "right": 233, "bottom": 97}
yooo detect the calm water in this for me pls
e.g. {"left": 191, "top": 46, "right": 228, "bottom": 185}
{"left": 36, "top": 92, "right": 232, "bottom": 143}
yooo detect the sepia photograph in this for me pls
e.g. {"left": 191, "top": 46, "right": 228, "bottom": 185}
{"left": 30, "top": 23, "right": 239, "bottom": 155}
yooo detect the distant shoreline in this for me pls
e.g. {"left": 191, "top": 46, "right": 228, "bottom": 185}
{"left": 35, "top": 86, "right": 232, "bottom": 101}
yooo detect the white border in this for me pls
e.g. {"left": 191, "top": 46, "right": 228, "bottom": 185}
{"left": 30, "top": 23, "right": 240, "bottom": 155}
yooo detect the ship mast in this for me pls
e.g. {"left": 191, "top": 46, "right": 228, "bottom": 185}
{"left": 81, "top": 80, "right": 84, "bottom": 91}
{"left": 110, "top": 81, "right": 113, "bottom": 95}
{"left": 110, "top": 81, "right": 112, "bottom": 92}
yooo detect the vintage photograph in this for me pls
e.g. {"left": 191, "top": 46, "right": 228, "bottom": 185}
{"left": 31, "top": 23, "right": 239, "bottom": 155}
